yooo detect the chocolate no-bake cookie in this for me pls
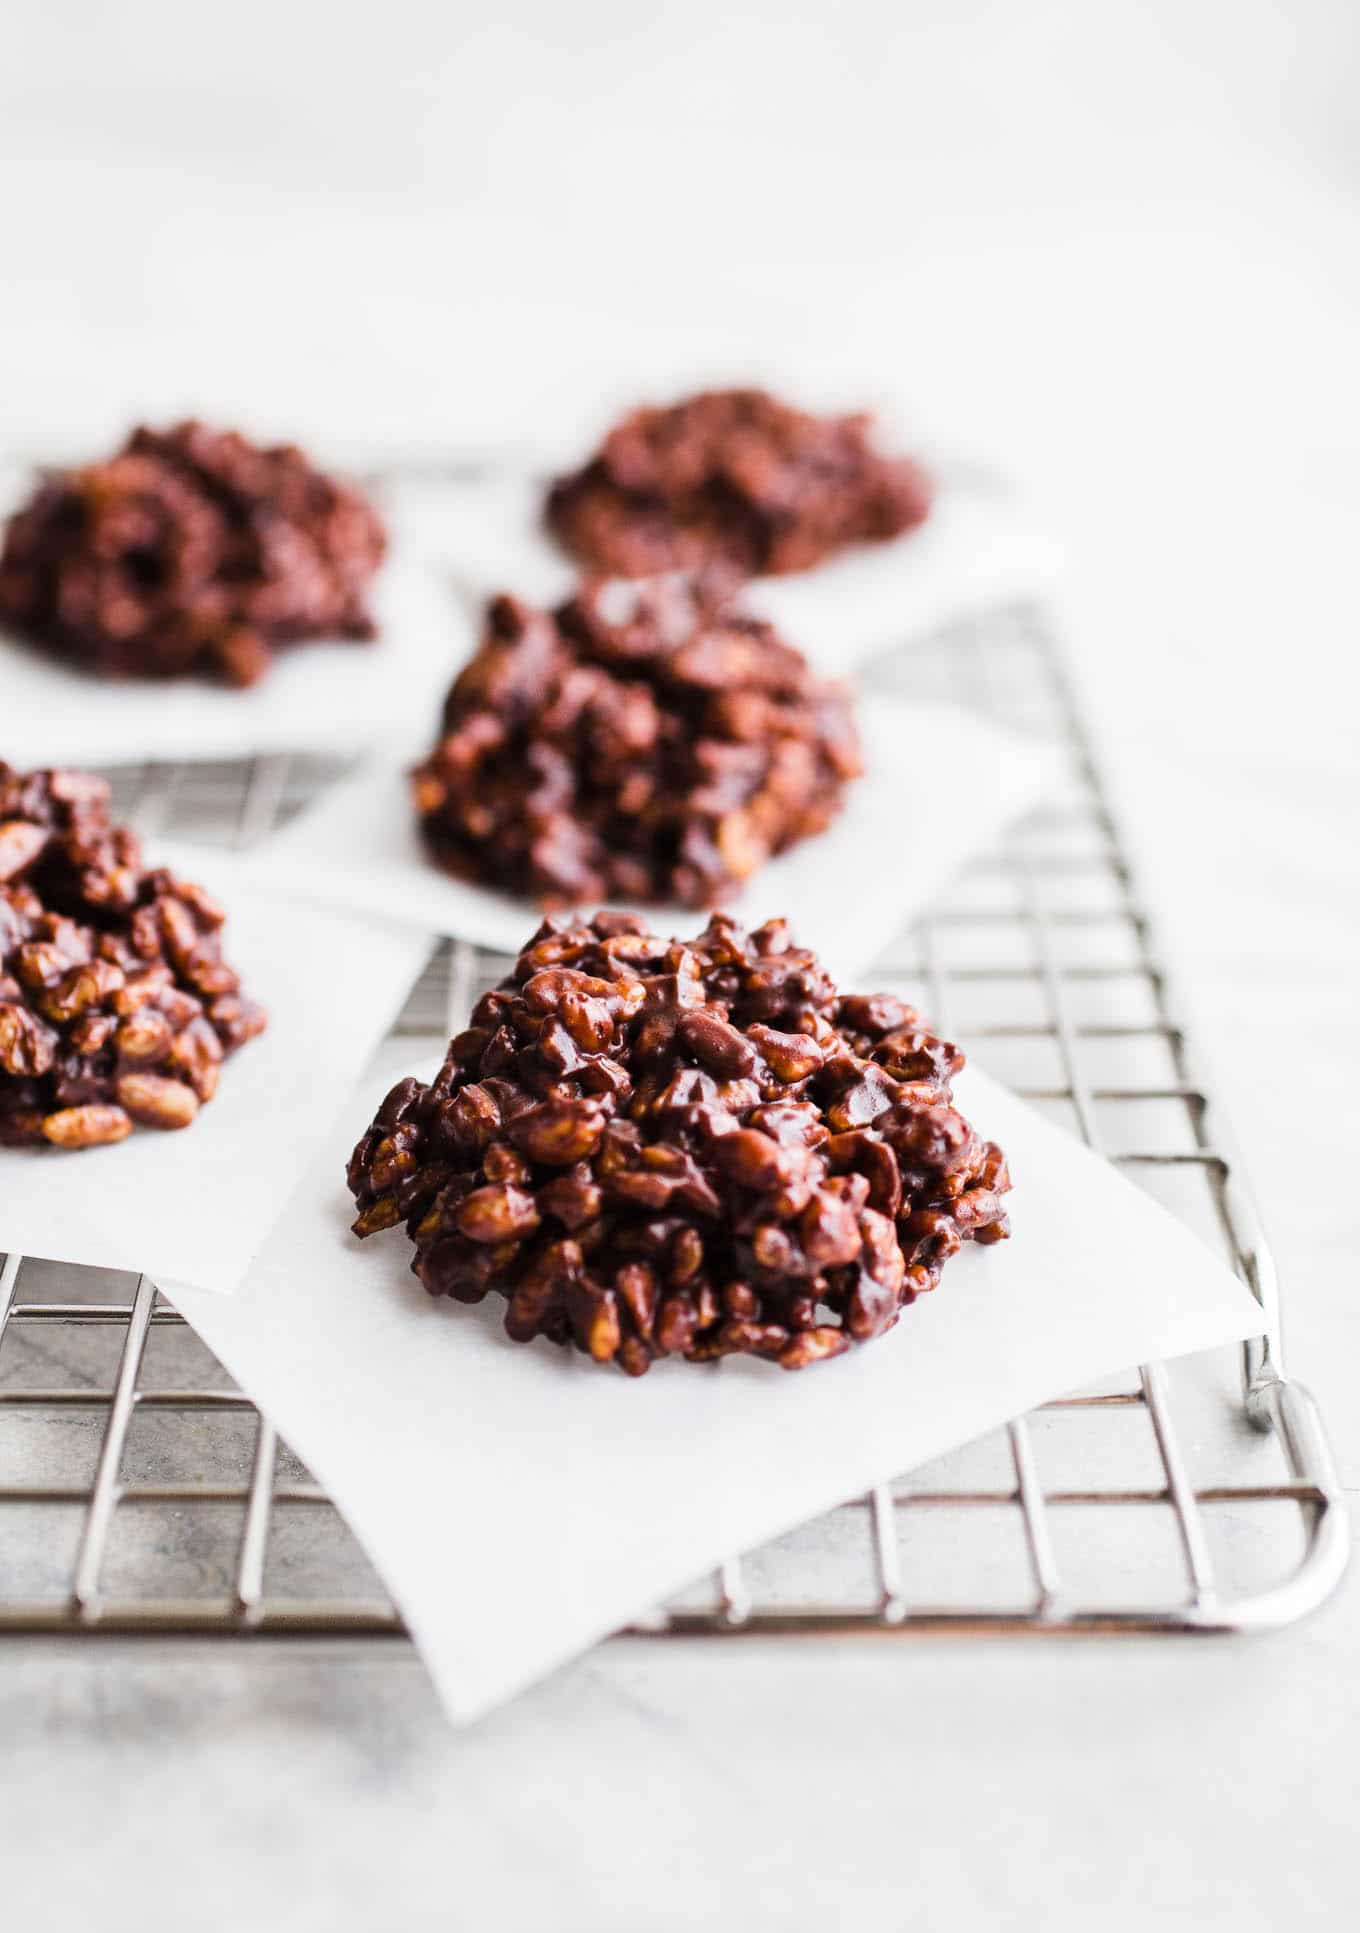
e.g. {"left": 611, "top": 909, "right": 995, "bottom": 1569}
{"left": 347, "top": 912, "right": 1009, "bottom": 1374}
{"left": 546, "top": 388, "right": 932, "bottom": 579}
{"left": 0, "top": 421, "right": 386, "bottom": 686}
{"left": 413, "top": 575, "right": 862, "bottom": 908}
{"left": 0, "top": 763, "right": 266, "bottom": 1148}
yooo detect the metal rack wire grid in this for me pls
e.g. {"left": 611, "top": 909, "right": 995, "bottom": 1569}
{"left": 0, "top": 583, "right": 1347, "bottom": 1640}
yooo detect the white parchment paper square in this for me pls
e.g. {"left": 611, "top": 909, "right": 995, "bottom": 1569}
{"left": 166, "top": 1045, "right": 1263, "bottom": 1724}
{"left": 242, "top": 700, "right": 1058, "bottom": 983}
{"left": 0, "top": 849, "right": 431, "bottom": 1292}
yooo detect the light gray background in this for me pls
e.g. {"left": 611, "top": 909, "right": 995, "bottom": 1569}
{"left": 2, "top": 2, "right": 1358, "bottom": 1925}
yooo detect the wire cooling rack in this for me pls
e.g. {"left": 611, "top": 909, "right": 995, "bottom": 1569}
{"left": 0, "top": 590, "right": 1347, "bottom": 1641}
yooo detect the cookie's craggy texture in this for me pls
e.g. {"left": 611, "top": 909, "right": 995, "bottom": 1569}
{"left": 546, "top": 388, "right": 933, "bottom": 580}
{"left": 0, "top": 764, "right": 267, "bottom": 1149}
{"left": 0, "top": 422, "right": 386, "bottom": 687}
{"left": 348, "top": 913, "right": 1009, "bottom": 1374}
{"left": 413, "top": 576, "right": 862, "bottom": 908}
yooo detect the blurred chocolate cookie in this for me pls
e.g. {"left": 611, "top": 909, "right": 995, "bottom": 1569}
{"left": 0, "top": 421, "right": 385, "bottom": 686}
{"left": 546, "top": 388, "right": 931, "bottom": 578}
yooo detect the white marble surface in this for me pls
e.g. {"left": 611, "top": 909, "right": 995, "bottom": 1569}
{"left": 2, "top": 2, "right": 1358, "bottom": 1925}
